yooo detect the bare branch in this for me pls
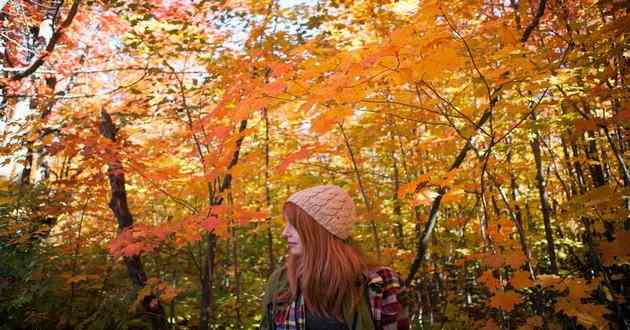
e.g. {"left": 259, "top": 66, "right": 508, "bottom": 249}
{"left": 521, "top": 0, "right": 547, "bottom": 42}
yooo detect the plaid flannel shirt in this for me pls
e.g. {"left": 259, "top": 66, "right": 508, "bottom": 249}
{"left": 270, "top": 267, "right": 409, "bottom": 330}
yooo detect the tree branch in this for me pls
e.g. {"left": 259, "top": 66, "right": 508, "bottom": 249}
{"left": 521, "top": 0, "right": 547, "bottom": 42}
{"left": 406, "top": 108, "right": 492, "bottom": 285}
{"left": 10, "top": 0, "right": 81, "bottom": 81}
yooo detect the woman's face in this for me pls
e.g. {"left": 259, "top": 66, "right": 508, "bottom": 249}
{"left": 281, "top": 221, "right": 303, "bottom": 256}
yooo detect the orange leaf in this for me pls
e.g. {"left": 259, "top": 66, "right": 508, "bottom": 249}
{"left": 504, "top": 250, "right": 528, "bottom": 269}
{"left": 482, "top": 252, "right": 504, "bottom": 269}
{"left": 201, "top": 216, "right": 220, "bottom": 232}
{"left": 264, "top": 81, "right": 286, "bottom": 96}
{"left": 489, "top": 290, "right": 521, "bottom": 312}
{"left": 276, "top": 146, "right": 318, "bottom": 174}
{"left": 268, "top": 62, "right": 293, "bottom": 77}
{"left": 311, "top": 107, "right": 353, "bottom": 134}
{"left": 574, "top": 119, "right": 597, "bottom": 132}
{"left": 479, "top": 270, "right": 501, "bottom": 292}
{"left": 612, "top": 109, "right": 630, "bottom": 123}
{"left": 398, "top": 174, "right": 430, "bottom": 197}
{"left": 511, "top": 271, "right": 534, "bottom": 289}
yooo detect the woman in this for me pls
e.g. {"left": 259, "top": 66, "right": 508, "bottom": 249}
{"left": 261, "top": 185, "right": 409, "bottom": 330}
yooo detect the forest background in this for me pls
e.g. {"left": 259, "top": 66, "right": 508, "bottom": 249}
{"left": 0, "top": 0, "right": 629, "bottom": 329}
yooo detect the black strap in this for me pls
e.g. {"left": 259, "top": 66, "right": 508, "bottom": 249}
{"left": 351, "top": 311, "right": 357, "bottom": 330}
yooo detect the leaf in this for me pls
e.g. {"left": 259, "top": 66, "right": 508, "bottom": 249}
{"left": 441, "top": 188, "right": 465, "bottom": 204}
{"left": 612, "top": 108, "right": 630, "bottom": 123}
{"left": 479, "top": 270, "right": 501, "bottom": 293}
{"left": 398, "top": 174, "right": 430, "bottom": 197}
{"left": 311, "top": 106, "right": 353, "bottom": 134}
{"left": 482, "top": 252, "right": 504, "bottom": 269}
{"left": 489, "top": 290, "right": 521, "bottom": 312}
{"left": 536, "top": 274, "right": 563, "bottom": 288}
{"left": 276, "top": 145, "right": 319, "bottom": 174}
{"left": 574, "top": 119, "right": 597, "bottom": 132}
{"left": 264, "top": 81, "right": 286, "bottom": 96}
{"left": 121, "top": 243, "right": 144, "bottom": 257}
{"left": 268, "top": 62, "right": 293, "bottom": 77}
{"left": 504, "top": 250, "right": 528, "bottom": 269}
{"left": 511, "top": 271, "right": 534, "bottom": 289}
{"left": 201, "top": 216, "right": 220, "bottom": 232}
{"left": 597, "top": 230, "right": 630, "bottom": 264}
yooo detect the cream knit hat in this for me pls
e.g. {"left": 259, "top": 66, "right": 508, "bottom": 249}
{"left": 286, "top": 184, "right": 357, "bottom": 239}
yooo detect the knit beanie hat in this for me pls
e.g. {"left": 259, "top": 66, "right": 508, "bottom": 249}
{"left": 286, "top": 184, "right": 357, "bottom": 240}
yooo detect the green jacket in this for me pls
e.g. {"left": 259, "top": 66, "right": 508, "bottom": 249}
{"left": 260, "top": 266, "right": 375, "bottom": 330}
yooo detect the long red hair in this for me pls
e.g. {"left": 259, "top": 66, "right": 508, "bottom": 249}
{"left": 283, "top": 202, "right": 370, "bottom": 321}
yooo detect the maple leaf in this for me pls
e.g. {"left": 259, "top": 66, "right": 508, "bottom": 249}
{"left": 597, "top": 230, "right": 630, "bottom": 264}
{"left": 574, "top": 119, "right": 597, "bottom": 132}
{"left": 504, "top": 250, "right": 528, "bottom": 269}
{"left": 566, "top": 278, "right": 599, "bottom": 301}
{"left": 482, "top": 252, "right": 504, "bottom": 269}
{"left": 276, "top": 146, "right": 319, "bottom": 174}
{"left": 152, "top": 226, "right": 171, "bottom": 240}
{"left": 264, "top": 81, "right": 286, "bottom": 97}
{"left": 121, "top": 243, "right": 144, "bottom": 257}
{"left": 612, "top": 109, "right": 630, "bottom": 123}
{"left": 201, "top": 216, "right": 220, "bottom": 232}
{"left": 479, "top": 270, "right": 501, "bottom": 293}
{"left": 489, "top": 290, "right": 521, "bottom": 312}
{"left": 510, "top": 271, "right": 534, "bottom": 289}
{"left": 268, "top": 62, "right": 293, "bottom": 78}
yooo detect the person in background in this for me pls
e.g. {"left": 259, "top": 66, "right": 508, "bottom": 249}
{"left": 261, "top": 184, "right": 410, "bottom": 330}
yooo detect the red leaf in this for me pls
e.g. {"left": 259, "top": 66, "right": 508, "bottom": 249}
{"left": 201, "top": 216, "right": 220, "bottom": 232}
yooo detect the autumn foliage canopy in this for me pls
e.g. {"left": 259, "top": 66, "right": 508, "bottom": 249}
{"left": 1, "top": 0, "right": 629, "bottom": 329}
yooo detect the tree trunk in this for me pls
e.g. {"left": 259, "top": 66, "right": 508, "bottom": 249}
{"left": 339, "top": 123, "right": 382, "bottom": 257}
{"left": 199, "top": 233, "right": 216, "bottom": 330}
{"left": 263, "top": 108, "right": 275, "bottom": 275}
{"left": 199, "top": 119, "right": 247, "bottom": 330}
{"left": 584, "top": 131, "right": 606, "bottom": 187}
{"left": 99, "top": 109, "right": 167, "bottom": 330}
{"left": 391, "top": 133, "right": 405, "bottom": 249}
{"left": 529, "top": 111, "right": 558, "bottom": 274}
{"left": 407, "top": 109, "right": 492, "bottom": 284}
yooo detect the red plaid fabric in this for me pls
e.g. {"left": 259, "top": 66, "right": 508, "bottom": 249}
{"left": 366, "top": 267, "right": 410, "bottom": 330}
{"left": 270, "top": 267, "right": 409, "bottom": 330}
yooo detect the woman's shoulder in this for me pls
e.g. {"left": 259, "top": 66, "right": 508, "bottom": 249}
{"left": 267, "top": 265, "right": 288, "bottom": 288}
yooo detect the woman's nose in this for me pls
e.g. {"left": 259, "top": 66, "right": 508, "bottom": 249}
{"left": 281, "top": 225, "right": 288, "bottom": 238}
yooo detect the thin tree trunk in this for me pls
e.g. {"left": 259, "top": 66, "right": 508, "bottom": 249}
{"left": 407, "top": 109, "right": 492, "bottom": 284}
{"left": 529, "top": 111, "right": 558, "bottom": 274}
{"left": 338, "top": 123, "right": 382, "bottom": 257}
{"left": 99, "top": 109, "right": 167, "bottom": 330}
{"left": 391, "top": 133, "right": 405, "bottom": 249}
{"left": 199, "top": 233, "right": 216, "bottom": 330}
{"left": 228, "top": 194, "right": 242, "bottom": 328}
{"left": 263, "top": 108, "right": 275, "bottom": 275}
{"left": 603, "top": 126, "right": 630, "bottom": 187}
{"left": 561, "top": 136, "right": 579, "bottom": 196}
{"left": 570, "top": 142, "right": 587, "bottom": 193}
{"left": 199, "top": 119, "right": 248, "bottom": 330}
{"left": 584, "top": 131, "right": 606, "bottom": 187}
